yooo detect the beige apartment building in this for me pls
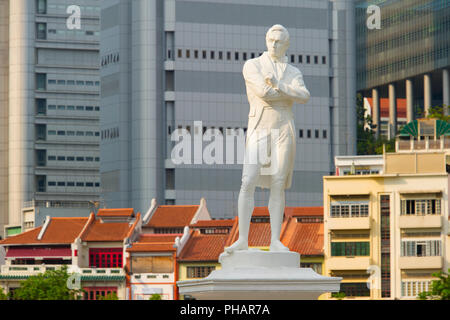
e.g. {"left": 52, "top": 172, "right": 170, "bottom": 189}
{"left": 324, "top": 119, "right": 450, "bottom": 300}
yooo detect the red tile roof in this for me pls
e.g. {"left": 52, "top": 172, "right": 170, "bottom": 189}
{"left": 146, "top": 205, "right": 199, "bottom": 228}
{"left": 226, "top": 221, "right": 272, "bottom": 248}
{"left": 281, "top": 217, "right": 324, "bottom": 256}
{"left": 97, "top": 208, "right": 135, "bottom": 217}
{"left": 190, "top": 219, "right": 235, "bottom": 228}
{"left": 127, "top": 233, "right": 179, "bottom": 253}
{"left": 284, "top": 207, "right": 323, "bottom": 217}
{"left": 0, "top": 218, "right": 88, "bottom": 245}
{"left": 81, "top": 219, "right": 133, "bottom": 242}
{"left": 252, "top": 207, "right": 323, "bottom": 217}
{"left": 178, "top": 231, "right": 229, "bottom": 262}
{"left": 127, "top": 243, "right": 176, "bottom": 253}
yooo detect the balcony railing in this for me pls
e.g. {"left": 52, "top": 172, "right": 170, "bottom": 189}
{"left": 396, "top": 136, "right": 450, "bottom": 152}
{"left": 0, "top": 265, "right": 125, "bottom": 277}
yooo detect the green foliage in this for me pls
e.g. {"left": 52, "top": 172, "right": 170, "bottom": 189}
{"left": 0, "top": 287, "right": 8, "bottom": 300}
{"left": 98, "top": 292, "right": 119, "bottom": 300}
{"left": 356, "top": 93, "right": 395, "bottom": 155}
{"left": 418, "top": 269, "right": 450, "bottom": 300}
{"left": 149, "top": 294, "right": 162, "bottom": 300}
{"left": 331, "top": 292, "right": 346, "bottom": 300}
{"left": 12, "top": 266, "right": 83, "bottom": 300}
{"left": 417, "top": 104, "right": 450, "bottom": 122}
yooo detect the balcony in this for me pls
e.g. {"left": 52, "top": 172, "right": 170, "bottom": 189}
{"left": 0, "top": 265, "right": 62, "bottom": 278}
{"left": 0, "top": 265, "right": 125, "bottom": 281}
{"left": 399, "top": 215, "right": 442, "bottom": 229}
{"left": 399, "top": 256, "right": 443, "bottom": 270}
{"left": 131, "top": 273, "right": 174, "bottom": 283}
{"left": 327, "top": 257, "right": 371, "bottom": 270}
{"left": 327, "top": 217, "right": 371, "bottom": 230}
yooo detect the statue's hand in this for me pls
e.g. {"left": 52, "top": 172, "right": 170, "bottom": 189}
{"left": 264, "top": 73, "right": 277, "bottom": 88}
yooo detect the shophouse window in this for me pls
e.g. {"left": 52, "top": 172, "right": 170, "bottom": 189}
{"left": 400, "top": 198, "right": 441, "bottom": 215}
{"left": 89, "top": 248, "right": 123, "bottom": 268}
{"left": 187, "top": 266, "right": 216, "bottom": 278}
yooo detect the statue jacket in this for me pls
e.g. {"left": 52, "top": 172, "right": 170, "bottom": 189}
{"left": 242, "top": 51, "right": 310, "bottom": 189}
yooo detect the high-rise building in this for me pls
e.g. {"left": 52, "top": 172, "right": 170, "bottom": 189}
{"left": 100, "top": 0, "right": 357, "bottom": 219}
{"left": 0, "top": 0, "right": 102, "bottom": 238}
{"left": 356, "top": 0, "right": 450, "bottom": 139}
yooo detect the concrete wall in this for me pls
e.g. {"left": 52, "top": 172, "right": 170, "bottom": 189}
{"left": 0, "top": 0, "right": 9, "bottom": 238}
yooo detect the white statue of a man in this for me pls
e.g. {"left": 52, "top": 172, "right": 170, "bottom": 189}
{"left": 225, "top": 24, "right": 310, "bottom": 253}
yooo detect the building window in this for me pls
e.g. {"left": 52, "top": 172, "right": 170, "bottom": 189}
{"left": 36, "top": 0, "right": 47, "bottom": 14}
{"left": 401, "top": 281, "right": 432, "bottom": 298}
{"left": 306, "top": 55, "right": 310, "bottom": 64}
{"left": 331, "top": 201, "right": 369, "bottom": 218}
{"left": 235, "top": 52, "right": 239, "bottom": 60}
{"left": 187, "top": 266, "right": 216, "bottom": 279}
{"left": 243, "top": 52, "right": 247, "bottom": 61}
{"left": 401, "top": 240, "right": 442, "bottom": 257}
{"left": 401, "top": 199, "right": 441, "bottom": 216}
{"left": 307, "top": 129, "right": 311, "bottom": 138}
{"left": 314, "top": 55, "right": 319, "bottom": 64}
{"left": 36, "top": 150, "right": 46, "bottom": 167}
{"left": 210, "top": 51, "right": 215, "bottom": 59}
{"left": 36, "top": 99, "right": 46, "bottom": 115}
{"left": 36, "top": 175, "right": 46, "bottom": 192}
{"left": 227, "top": 52, "right": 231, "bottom": 60}
{"left": 36, "top": 124, "right": 47, "bottom": 140}
{"left": 36, "top": 23, "right": 46, "bottom": 40}
{"left": 89, "top": 248, "right": 123, "bottom": 268}
{"left": 337, "top": 283, "right": 370, "bottom": 297}
{"left": 194, "top": 50, "right": 198, "bottom": 59}
{"left": 298, "top": 55, "right": 303, "bottom": 63}
{"left": 83, "top": 287, "right": 117, "bottom": 301}
{"left": 315, "top": 129, "right": 319, "bottom": 138}
{"left": 166, "top": 169, "right": 175, "bottom": 189}
{"left": 300, "top": 263, "right": 322, "bottom": 274}
{"left": 331, "top": 242, "right": 370, "bottom": 256}
{"left": 36, "top": 73, "right": 47, "bottom": 90}
{"left": 202, "top": 50, "right": 207, "bottom": 59}
{"left": 299, "top": 129, "right": 303, "bottom": 138}
{"left": 186, "top": 50, "right": 190, "bottom": 58}
{"left": 322, "top": 56, "right": 327, "bottom": 64}
{"left": 323, "top": 130, "right": 327, "bottom": 139}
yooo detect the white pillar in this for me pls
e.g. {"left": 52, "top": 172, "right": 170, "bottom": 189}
{"left": 443, "top": 69, "right": 449, "bottom": 116}
{"left": 406, "top": 79, "right": 414, "bottom": 123}
{"left": 372, "top": 88, "right": 380, "bottom": 138}
{"left": 389, "top": 84, "right": 397, "bottom": 139}
{"left": 0, "top": 0, "right": 9, "bottom": 235}
{"left": 9, "top": 0, "right": 35, "bottom": 226}
{"left": 424, "top": 73, "right": 432, "bottom": 116}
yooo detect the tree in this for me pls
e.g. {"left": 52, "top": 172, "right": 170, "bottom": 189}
{"left": 98, "top": 292, "right": 119, "bottom": 300}
{"left": 331, "top": 292, "right": 346, "bottom": 300}
{"left": 0, "top": 287, "right": 8, "bottom": 300}
{"left": 356, "top": 93, "right": 395, "bottom": 156}
{"left": 12, "top": 266, "right": 83, "bottom": 300}
{"left": 149, "top": 294, "right": 162, "bottom": 300}
{"left": 417, "top": 104, "right": 450, "bottom": 122}
{"left": 418, "top": 269, "right": 450, "bottom": 300}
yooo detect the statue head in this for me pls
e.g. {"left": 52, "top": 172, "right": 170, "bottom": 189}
{"left": 266, "top": 24, "right": 290, "bottom": 59}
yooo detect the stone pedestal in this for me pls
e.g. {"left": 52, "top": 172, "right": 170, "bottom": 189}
{"left": 177, "top": 249, "right": 341, "bottom": 300}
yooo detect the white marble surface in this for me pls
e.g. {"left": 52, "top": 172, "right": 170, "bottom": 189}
{"left": 178, "top": 249, "right": 341, "bottom": 300}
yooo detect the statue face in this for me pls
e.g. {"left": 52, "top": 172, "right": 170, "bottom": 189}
{"left": 266, "top": 31, "right": 289, "bottom": 59}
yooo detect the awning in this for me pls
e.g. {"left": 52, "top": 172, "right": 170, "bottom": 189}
{"left": 6, "top": 246, "right": 72, "bottom": 258}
